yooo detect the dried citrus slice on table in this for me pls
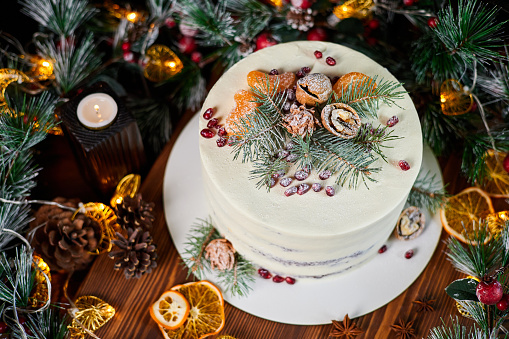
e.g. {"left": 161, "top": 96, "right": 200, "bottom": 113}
{"left": 477, "top": 150, "right": 509, "bottom": 198}
{"left": 150, "top": 290, "right": 190, "bottom": 330}
{"left": 440, "top": 187, "right": 495, "bottom": 244}
{"left": 159, "top": 280, "right": 225, "bottom": 339}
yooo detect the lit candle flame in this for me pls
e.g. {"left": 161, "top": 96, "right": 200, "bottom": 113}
{"left": 94, "top": 104, "right": 102, "bottom": 119}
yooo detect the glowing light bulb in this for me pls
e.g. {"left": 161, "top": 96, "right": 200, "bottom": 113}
{"left": 127, "top": 12, "right": 138, "bottom": 22}
{"left": 440, "top": 96, "right": 447, "bottom": 103}
{"left": 42, "top": 61, "right": 50, "bottom": 67}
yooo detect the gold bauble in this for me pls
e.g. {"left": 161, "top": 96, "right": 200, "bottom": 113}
{"left": 143, "top": 44, "right": 183, "bottom": 82}
{"left": 29, "top": 255, "right": 51, "bottom": 308}
{"left": 440, "top": 79, "right": 474, "bottom": 116}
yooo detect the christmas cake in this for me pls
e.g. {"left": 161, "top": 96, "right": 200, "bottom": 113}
{"left": 198, "top": 41, "right": 422, "bottom": 279}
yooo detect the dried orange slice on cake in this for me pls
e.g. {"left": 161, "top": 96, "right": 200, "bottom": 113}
{"left": 158, "top": 280, "right": 225, "bottom": 339}
{"left": 150, "top": 290, "right": 190, "bottom": 330}
{"left": 440, "top": 187, "right": 494, "bottom": 244}
{"left": 477, "top": 150, "right": 509, "bottom": 198}
{"left": 247, "top": 70, "right": 296, "bottom": 93}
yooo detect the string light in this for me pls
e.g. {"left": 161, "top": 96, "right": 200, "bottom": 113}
{"left": 440, "top": 79, "right": 474, "bottom": 115}
{"left": 143, "top": 44, "right": 183, "bottom": 82}
{"left": 333, "top": 0, "right": 374, "bottom": 20}
{"left": 126, "top": 11, "right": 138, "bottom": 22}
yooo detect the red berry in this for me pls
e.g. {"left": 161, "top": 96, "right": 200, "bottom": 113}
{"left": 165, "top": 18, "right": 176, "bottom": 28}
{"left": 386, "top": 116, "right": 399, "bottom": 127}
{"left": 216, "top": 137, "right": 227, "bottom": 147}
{"left": 378, "top": 245, "right": 387, "bottom": 254}
{"left": 312, "top": 183, "right": 322, "bottom": 192}
{"left": 497, "top": 294, "right": 509, "bottom": 311}
{"left": 405, "top": 249, "right": 414, "bottom": 259}
{"left": 203, "top": 108, "right": 214, "bottom": 120}
{"left": 273, "top": 275, "right": 285, "bottom": 283}
{"left": 398, "top": 160, "right": 410, "bottom": 171}
{"left": 297, "top": 183, "right": 311, "bottom": 195}
{"left": 427, "top": 17, "right": 438, "bottom": 28}
{"left": 200, "top": 129, "right": 215, "bottom": 138}
{"left": 325, "top": 186, "right": 335, "bottom": 197}
{"left": 291, "top": 0, "right": 313, "bottom": 9}
{"left": 314, "top": 50, "right": 323, "bottom": 59}
{"left": 0, "top": 321, "right": 8, "bottom": 333}
{"left": 285, "top": 277, "right": 296, "bottom": 285}
{"left": 319, "top": 170, "right": 331, "bottom": 180}
{"left": 476, "top": 278, "right": 504, "bottom": 305}
{"left": 307, "top": 27, "right": 327, "bottom": 41}
{"left": 178, "top": 36, "right": 197, "bottom": 54}
{"left": 280, "top": 177, "right": 293, "bottom": 187}
{"left": 123, "top": 51, "right": 135, "bottom": 63}
{"left": 121, "top": 41, "right": 131, "bottom": 51}
{"left": 207, "top": 118, "right": 219, "bottom": 129}
{"left": 284, "top": 186, "right": 298, "bottom": 196}
{"left": 301, "top": 66, "right": 311, "bottom": 74}
{"left": 269, "top": 69, "right": 279, "bottom": 75}
{"left": 256, "top": 32, "right": 277, "bottom": 51}
{"left": 503, "top": 154, "right": 509, "bottom": 173}
{"left": 326, "top": 56, "right": 336, "bottom": 66}
{"left": 191, "top": 51, "right": 202, "bottom": 63}
{"left": 403, "top": 0, "right": 414, "bottom": 5}
{"left": 217, "top": 127, "right": 227, "bottom": 137}
{"left": 295, "top": 170, "right": 309, "bottom": 181}
{"left": 367, "top": 19, "right": 380, "bottom": 30}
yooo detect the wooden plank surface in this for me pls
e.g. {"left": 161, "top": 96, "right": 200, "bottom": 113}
{"left": 70, "top": 108, "right": 503, "bottom": 338}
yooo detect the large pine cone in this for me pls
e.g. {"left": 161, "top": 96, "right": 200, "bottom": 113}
{"left": 31, "top": 198, "right": 102, "bottom": 271}
{"left": 115, "top": 194, "right": 155, "bottom": 231}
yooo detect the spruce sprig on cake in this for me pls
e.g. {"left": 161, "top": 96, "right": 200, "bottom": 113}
{"left": 222, "top": 69, "right": 405, "bottom": 191}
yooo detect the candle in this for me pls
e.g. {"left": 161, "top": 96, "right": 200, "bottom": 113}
{"left": 77, "top": 93, "right": 118, "bottom": 130}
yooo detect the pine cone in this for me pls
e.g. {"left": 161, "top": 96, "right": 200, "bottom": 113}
{"left": 32, "top": 201, "right": 102, "bottom": 272}
{"left": 286, "top": 7, "right": 315, "bottom": 32}
{"left": 115, "top": 194, "right": 155, "bottom": 231}
{"left": 283, "top": 103, "right": 319, "bottom": 137}
{"left": 109, "top": 227, "right": 157, "bottom": 279}
{"left": 205, "top": 239, "right": 236, "bottom": 271}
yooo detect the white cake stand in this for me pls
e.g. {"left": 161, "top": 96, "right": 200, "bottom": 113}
{"left": 163, "top": 113, "right": 442, "bottom": 325}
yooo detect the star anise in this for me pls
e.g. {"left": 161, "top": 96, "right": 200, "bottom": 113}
{"left": 329, "top": 314, "right": 364, "bottom": 339}
{"left": 412, "top": 297, "right": 436, "bottom": 312}
{"left": 390, "top": 318, "right": 416, "bottom": 339}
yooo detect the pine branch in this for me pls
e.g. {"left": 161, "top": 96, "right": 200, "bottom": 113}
{"left": 476, "top": 58, "right": 509, "bottom": 104}
{"left": 427, "top": 316, "right": 485, "bottom": 339}
{"left": 175, "top": 0, "right": 236, "bottom": 48}
{"left": 11, "top": 307, "right": 70, "bottom": 339}
{"left": 408, "top": 170, "right": 448, "bottom": 214}
{"left": 35, "top": 33, "right": 102, "bottom": 95}
{"left": 19, "top": 0, "right": 97, "bottom": 37}
{"left": 456, "top": 301, "right": 496, "bottom": 338}
{"left": 216, "top": 254, "right": 255, "bottom": 297}
{"left": 249, "top": 155, "right": 288, "bottom": 191}
{"left": 147, "top": 0, "right": 175, "bottom": 23}
{"left": 0, "top": 246, "right": 34, "bottom": 309}
{"left": 226, "top": 0, "right": 272, "bottom": 41}
{"left": 0, "top": 203, "right": 31, "bottom": 250}
{"left": 337, "top": 76, "right": 406, "bottom": 119}
{"left": 351, "top": 123, "right": 401, "bottom": 161}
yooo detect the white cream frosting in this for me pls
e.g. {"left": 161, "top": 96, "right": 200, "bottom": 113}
{"left": 198, "top": 41, "right": 423, "bottom": 279}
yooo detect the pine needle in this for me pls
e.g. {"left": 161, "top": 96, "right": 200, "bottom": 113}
{"left": 0, "top": 246, "right": 34, "bottom": 308}
{"left": 11, "top": 307, "right": 70, "bottom": 339}
{"left": 407, "top": 170, "right": 448, "bottom": 214}
{"left": 427, "top": 316, "right": 485, "bottom": 339}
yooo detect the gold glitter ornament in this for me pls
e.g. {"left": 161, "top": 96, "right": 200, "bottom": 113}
{"left": 0, "top": 68, "right": 30, "bottom": 102}
{"left": 110, "top": 173, "right": 141, "bottom": 208}
{"left": 27, "top": 56, "right": 54, "bottom": 81}
{"left": 143, "top": 44, "right": 183, "bottom": 82}
{"left": 486, "top": 211, "right": 509, "bottom": 235}
{"left": 29, "top": 255, "right": 51, "bottom": 308}
{"left": 333, "top": 0, "right": 374, "bottom": 20}
{"left": 440, "top": 79, "right": 474, "bottom": 115}
{"left": 74, "top": 202, "right": 120, "bottom": 253}
{"left": 68, "top": 295, "right": 116, "bottom": 337}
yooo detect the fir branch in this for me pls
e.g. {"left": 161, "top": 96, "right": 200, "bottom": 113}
{"left": 35, "top": 33, "right": 102, "bottom": 95}
{"left": 19, "top": 0, "right": 97, "bottom": 37}
{"left": 216, "top": 254, "right": 255, "bottom": 297}
{"left": 337, "top": 76, "right": 406, "bottom": 119}
{"left": 456, "top": 301, "right": 496, "bottom": 338}
{"left": 427, "top": 316, "right": 485, "bottom": 339}
{"left": 407, "top": 170, "right": 448, "bottom": 214}
{"left": 0, "top": 246, "right": 34, "bottom": 309}
{"left": 226, "top": 0, "right": 272, "bottom": 41}
{"left": 477, "top": 58, "right": 509, "bottom": 105}
{"left": 176, "top": 0, "right": 236, "bottom": 48}
{"left": 147, "top": 0, "right": 175, "bottom": 23}
{"left": 289, "top": 134, "right": 313, "bottom": 172}
{"left": 11, "top": 307, "right": 70, "bottom": 339}
{"left": 351, "top": 123, "right": 401, "bottom": 161}
{"left": 0, "top": 203, "right": 31, "bottom": 250}
{"left": 249, "top": 155, "right": 288, "bottom": 191}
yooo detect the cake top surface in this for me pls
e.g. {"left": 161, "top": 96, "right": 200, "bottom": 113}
{"left": 199, "top": 41, "right": 423, "bottom": 236}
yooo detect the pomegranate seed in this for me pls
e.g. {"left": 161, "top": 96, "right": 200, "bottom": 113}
{"left": 258, "top": 268, "right": 272, "bottom": 279}
{"left": 280, "top": 177, "right": 293, "bottom": 187}
{"left": 378, "top": 245, "right": 387, "bottom": 253}
{"left": 312, "top": 183, "right": 322, "bottom": 192}
{"left": 213, "top": 123, "right": 222, "bottom": 129}
{"left": 295, "top": 170, "right": 309, "bottom": 181}
{"left": 203, "top": 108, "right": 214, "bottom": 120}
{"left": 269, "top": 177, "right": 277, "bottom": 188}
{"left": 218, "top": 127, "right": 227, "bottom": 137}
{"left": 269, "top": 69, "right": 279, "bottom": 75}
{"left": 398, "top": 160, "right": 410, "bottom": 171}
{"left": 285, "top": 277, "right": 296, "bottom": 285}
{"left": 405, "top": 249, "right": 414, "bottom": 259}
{"left": 278, "top": 150, "right": 290, "bottom": 159}
{"left": 200, "top": 129, "right": 215, "bottom": 138}
{"left": 216, "top": 137, "right": 227, "bottom": 147}
{"left": 325, "top": 186, "right": 335, "bottom": 197}
{"left": 286, "top": 154, "right": 298, "bottom": 162}
{"left": 287, "top": 89, "right": 296, "bottom": 101}
{"left": 273, "top": 275, "right": 284, "bottom": 283}
{"left": 272, "top": 170, "right": 286, "bottom": 179}
{"left": 386, "top": 115, "right": 399, "bottom": 127}
{"left": 319, "top": 170, "right": 331, "bottom": 180}
{"left": 296, "top": 70, "right": 304, "bottom": 78}
{"left": 301, "top": 66, "right": 311, "bottom": 74}
{"left": 297, "top": 183, "right": 310, "bottom": 195}
{"left": 207, "top": 118, "right": 219, "bottom": 128}
{"left": 303, "top": 166, "right": 311, "bottom": 173}
{"left": 284, "top": 186, "right": 298, "bottom": 196}
{"left": 314, "top": 50, "right": 323, "bottom": 59}
{"left": 326, "top": 56, "right": 336, "bottom": 66}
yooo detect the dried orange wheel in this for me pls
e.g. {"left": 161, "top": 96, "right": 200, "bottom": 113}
{"left": 440, "top": 187, "right": 494, "bottom": 244}
{"left": 150, "top": 290, "right": 190, "bottom": 330}
{"left": 247, "top": 70, "right": 296, "bottom": 93}
{"left": 477, "top": 150, "right": 509, "bottom": 198}
{"left": 159, "top": 281, "right": 225, "bottom": 339}
{"left": 332, "top": 72, "right": 376, "bottom": 101}
{"left": 225, "top": 90, "right": 259, "bottom": 135}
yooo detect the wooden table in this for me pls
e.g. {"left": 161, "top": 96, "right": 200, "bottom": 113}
{"left": 64, "top": 109, "right": 500, "bottom": 339}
